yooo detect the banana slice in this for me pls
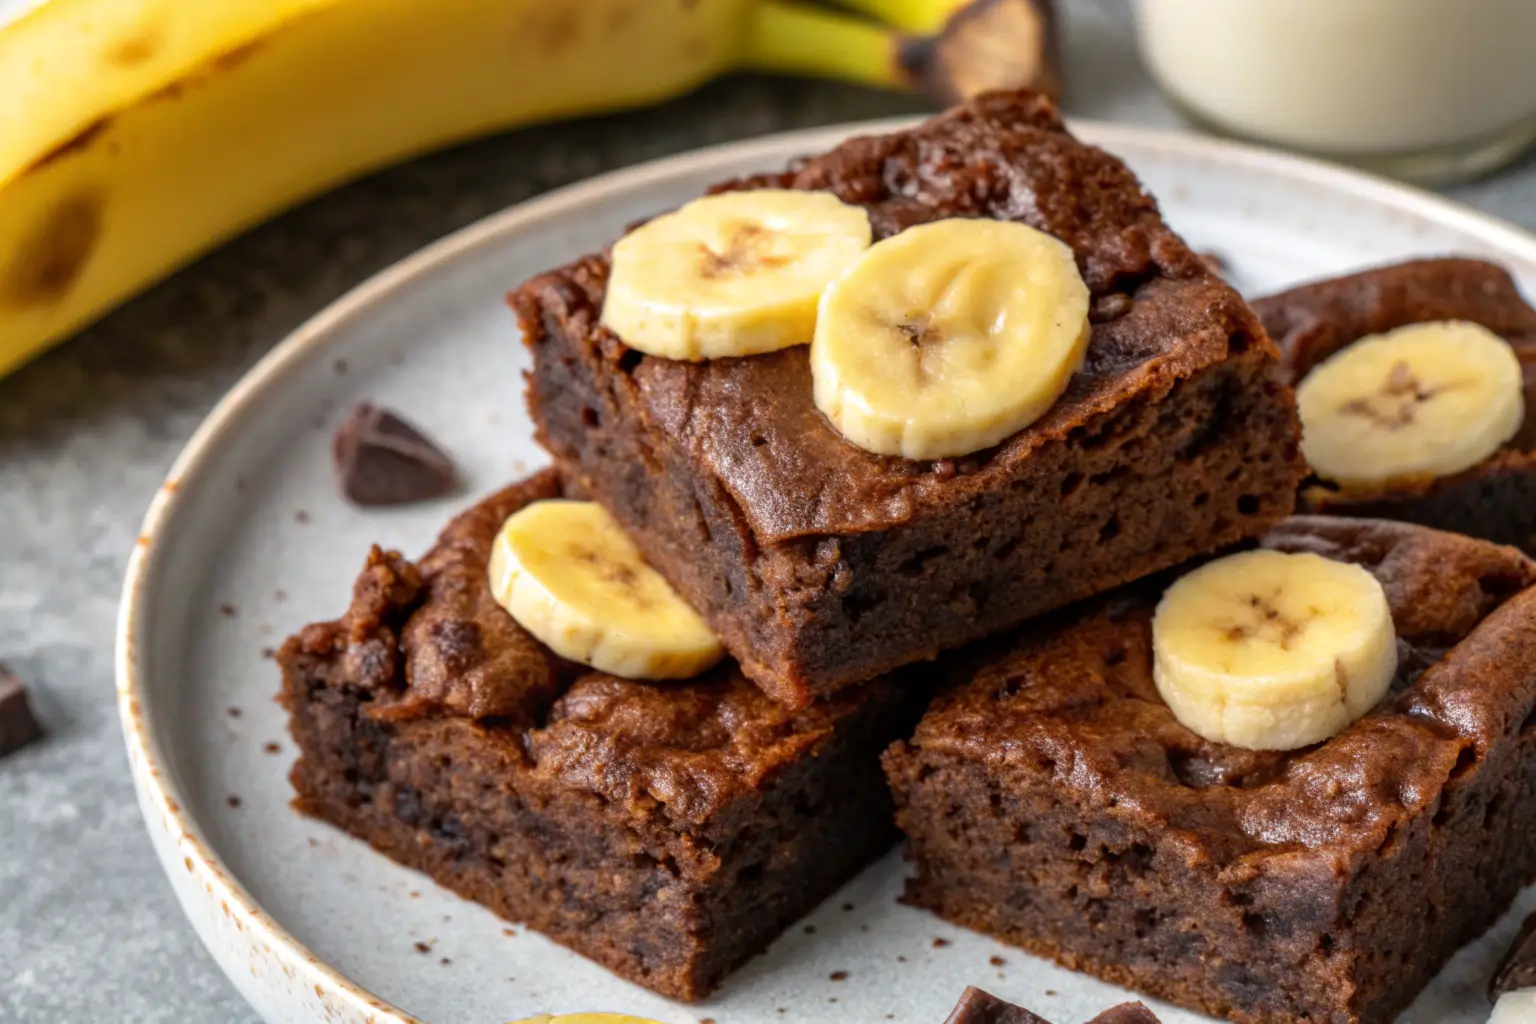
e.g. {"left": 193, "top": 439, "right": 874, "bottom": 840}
{"left": 809, "top": 217, "right": 1090, "bottom": 459}
{"left": 488, "top": 500, "right": 723, "bottom": 680}
{"left": 1296, "top": 320, "right": 1524, "bottom": 490}
{"left": 1151, "top": 549, "right": 1398, "bottom": 751}
{"left": 600, "top": 189, "right": 873, "bottom": 360}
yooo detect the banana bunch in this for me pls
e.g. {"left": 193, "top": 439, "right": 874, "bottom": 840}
{"left": 0, "top": 0, "right": 1058, "bottom": 379}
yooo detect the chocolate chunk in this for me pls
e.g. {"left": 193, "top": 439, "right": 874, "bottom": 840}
{"left": 1491, "top": 911, "right": 1536, "bottom": 1001}
{"left": 333, "top": 403, "right": 457, "bottom": 507}
{"left": 942, "top": 987, "right": 1163, "bottom": 1024}
{"left": 0, "top": 665, "right": 43, "bottom": 757}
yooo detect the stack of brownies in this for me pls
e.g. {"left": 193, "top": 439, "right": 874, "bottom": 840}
{"left": 280, "top": 91, "right": 1536, "bottom": 1024}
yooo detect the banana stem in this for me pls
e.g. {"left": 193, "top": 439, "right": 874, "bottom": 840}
{"left": 745, "top": 1, "right": 911, "bottom": 90}
{"left": 824, "top": 0, "right": 973, "bottom": 35}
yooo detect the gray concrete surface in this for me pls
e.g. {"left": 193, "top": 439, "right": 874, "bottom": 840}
{"left": 2, "top": 3, "right": 1534, "bottom": 1021}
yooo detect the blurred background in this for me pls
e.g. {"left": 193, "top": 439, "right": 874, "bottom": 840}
{"left": 2, "top": 1, "right": 1534, "bottom": 1021}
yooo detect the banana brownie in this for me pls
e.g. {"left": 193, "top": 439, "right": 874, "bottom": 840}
{"left": 1255, "top": 257, "right": 1536, "bottom": 550}
{"left": 885, "top": 516, "right": 1536, "bottom": 1024}
{"left": 515, "top": 90, "right": 1303, "bottom": 709}
{"left": 278, "top": 469, "right": 930, "bottom": 1002}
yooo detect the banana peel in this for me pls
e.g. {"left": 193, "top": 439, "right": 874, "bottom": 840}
{"left": 0, "top": 0, "right": 1059, "bottom": 379}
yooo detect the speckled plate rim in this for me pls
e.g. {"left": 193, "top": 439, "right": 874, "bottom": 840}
{"left": 116, "top": 117, "right": 1536, "bottom": 1024}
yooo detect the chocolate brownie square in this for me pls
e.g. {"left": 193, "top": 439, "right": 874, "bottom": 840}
{"left": 1255, "top": 257, "right": 1536, "bottom": 550}
{"left": 885, "top": 516, "right": 1536, "bottom": 1024}
{"left": 515, "top": 90, "right": 1302, "bottom": 708}
{"left": 278, "top": 470, "right": 930, "bottom": 1001}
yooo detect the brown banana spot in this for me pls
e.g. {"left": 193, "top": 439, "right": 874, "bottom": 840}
{"left": 104, "top": 29, "right": 159, "bottom": 67}
{"left": 605, "top": 3, "right": 636, "bottom": 34}
{"left": 1, "top": 191, "right": 105, "bottom": 310}
{"left": 569, "top": 544, "right": 650, "bottom": 608}
{"left": 1339, "top": 360, "right": 1458, "bottom": 430}
{"left": 698, "top": 224, "right": 788, "bottom": 279}
{"left": 1334, "top": 658, "right": 1350, "bottom": 701}
{"left": 1224, "top": 593, "right": 1304, "bottom": 651}
{"left": 525, "top": 6, "right": 581, "bottom": 53}
{"left": 25, "top": 118, "right": 113, "bottom": 175}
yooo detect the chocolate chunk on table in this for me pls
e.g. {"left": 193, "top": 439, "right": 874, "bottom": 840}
{"left": 1492, "top": 912, "right": 1536, "bottom": 1001}
{"left": 332, "top": 403, "right": 457, "bottom": 506}
{"left": 0, "top": 665, "right": 43, "bottom": 756}
{"left": 943, "top": 987, "right": 1161, "bottom": 1024}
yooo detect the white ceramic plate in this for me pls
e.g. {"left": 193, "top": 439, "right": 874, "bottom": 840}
{"left": 118, "top": 119, "right": 1536, "bottom": 1024}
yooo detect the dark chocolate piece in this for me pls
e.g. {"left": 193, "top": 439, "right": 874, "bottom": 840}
{"left": 332, "top": 403, "right": 457, "bottom": 507}
{"left": 1492, "top": 912, "right": 1536, "bottom": 1001}
{"left": 943, "top": 987, "right": 1161, "bottom": 1024}
{"left": 0, "top": 665, "right": 43, "bottom": 756}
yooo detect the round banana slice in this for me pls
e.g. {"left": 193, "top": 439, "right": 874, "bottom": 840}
{"left": 1296, "top": 319, "right": 1524, "bottom": 490}
{"left": 810, "top": 217, "right": 1091, "bottom": 460}
{"left": 488, "top": 500, "right": 723, "bottom": 680}
{"left": 600, "top": 189, "right": 873, "bottom": 360}
{"left": 1151, "top": 549, "right": 1398, "bottom": 751}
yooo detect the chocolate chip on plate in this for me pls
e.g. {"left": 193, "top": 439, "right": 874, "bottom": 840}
{"left": 0, "top": 665, "right": 43, "bottom": 757}
{"left": 1491, "top": 911, "right": 1536, "bottom": 1001}
{"left": 943, "top": 986, "right": 1163, "bottom": 1024}
{"left": 333, "top": 403, "right": 458, "bottom": 507}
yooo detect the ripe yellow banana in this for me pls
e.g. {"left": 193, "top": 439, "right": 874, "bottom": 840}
{"left": 0, "top": 0, "right": 1052, "bottom": 381}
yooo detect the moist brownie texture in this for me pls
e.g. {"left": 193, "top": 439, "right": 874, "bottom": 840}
{"left": 278, "top": 470, "right": 929, "bottom": 1002}
{"left": 885, "top": 516, "right": 1536, "bottom": 1024}
{"left": 1255, "top": 257, "right": 1536, "bottom": 550}
{"left": 943, "top": 986, "right": 1162, "bottom": 1024}
{"left": 515, "top": 90, "right": 1302, "bottom": 708}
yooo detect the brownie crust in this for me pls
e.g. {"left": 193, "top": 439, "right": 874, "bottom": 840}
{"left": 279, "top": 470, "right": 928, "bottom": 1001}
{"left": 1255, "top": 257, "right": 1536, "bottom": 550}
{"left": 516, "top": 91, "right": 1302, "bottom": 707}
{"left": 885, "top": 516, "right": 1536, "bottom": 1024}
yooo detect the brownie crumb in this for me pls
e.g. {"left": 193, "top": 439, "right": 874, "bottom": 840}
{"left": 262, "top": 741, "right": 282, "bottom": 755}
{"left": 989, "top": 955, "right": 1006, "bottom": 967}
{"left": 306, "top": 837, "right": 318, "bottom": 848}
{"left": 332, "top": 403, "right": 458, "bottom": 507}
{"left": 896, "top": 955, "right": 907, "bottom": 963}
{"left": 829, "top": 971, "right": 849, "bottom": 981}
{"left": 1045, "top": 990, "right": 1058, "bottom": 997}
{"left": 804, "top": 925, "right": 816, "bottom": 935}
{"left": 439, "top": 957, "right": 451, "bottom": 966}
{"left": 501, "top": 927, "right": 515, "bottom": 936}
{"left": 410, "top": 891, "right": 421, "bottom": 899}
{"left": 274, "top": 589, "right": 287, "bottom": 603}
{"left": 260, "top": 647, "right": 276, "bottom": 660}
{"left": 219, "top": 603, "right": 236, "bottom": 618}
{"left": 828, "top": 997, "right": 838, "bottom": 1004}
{"left": 227, "top": 706, "right": 242, "bottom": 718}
{"left": 842, "top": 902, "right": 855, "bottom": 912}
{"left": 333, "top": 358, "right": 348, "bottom": 375}
{"left": 860, "top": 924, "right": 869, "bottom": 932}
{"left": 0, "top": 665, "right": 43, "bottom": 757}
{"left": 227, "top": 795, "right": 242, "bottom": 808}
{"left": 932, "top": 938, "right": 951, "bottom": 948}
{"left": 413, "top": 941, "right": 432, "bottom": 954}
{"left": 294, "top": 510, "right": 311, "bottom": 524}
{"left": 700, "top": 1018, "right": 716, "bottom": 1024}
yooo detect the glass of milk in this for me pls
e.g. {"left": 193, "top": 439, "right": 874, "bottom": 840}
{"left": 1136, "top": 0, "right": 1536, "bottom": 184}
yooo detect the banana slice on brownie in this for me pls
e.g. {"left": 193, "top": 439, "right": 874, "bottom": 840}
{"left": 1151, "top": 549, "right": 1398, "bottom": 751}
{"left": 1296, "top": 319, "right": 1524, "bottom": 490}
{"left": 810, "top": 217, "right": 1091, "bottom": 459}
{"left": 600, "top": 189, "right": 872, "bottom": 360}
{"left": 488, "top": 499, "right": 723, "bottom": 680}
